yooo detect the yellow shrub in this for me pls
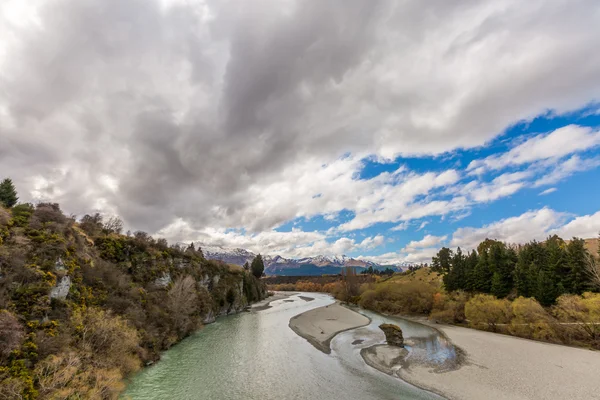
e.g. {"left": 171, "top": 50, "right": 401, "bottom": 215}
{"left": 465, "top": 294, "right": 511, "bottom": 332}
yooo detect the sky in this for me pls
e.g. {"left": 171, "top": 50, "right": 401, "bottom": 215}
{"left": 1, "top": 0, "right": 600, "bottom": 264}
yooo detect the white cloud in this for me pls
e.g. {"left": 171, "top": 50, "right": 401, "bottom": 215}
{"left": 390, "top": 221, "right": 410, "bottom": 231}
{"left": 555, "top": 211, "right": 600, "bottom": 239}
{"left": 450, "top": 208, "right": 568, "bottom": 250}
{"left": 417, "top": 221, "right": 429, "bottom": 231}
{"left": 533, "top": 155, "right": 600, "bottom": 187}
{"left": 402, "top": 234, "right": 447, "bottom": 253}
{"left": 468, "top": 171, "right": 531, "bottom": 202}
{"left": 468, "top": 125, "right": 600, "bottom": 173}
{"left": 1, "top": 0, "right": 600, "bottom": 254}
{"left": 539, "top": 187, "right": 557, "bottom": 196}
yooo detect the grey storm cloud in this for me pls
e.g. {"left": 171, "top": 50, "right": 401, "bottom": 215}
{"left": 1, "top": 0, "right": 600, "bottom": 237}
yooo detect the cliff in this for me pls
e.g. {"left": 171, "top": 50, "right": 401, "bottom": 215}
{"left": 0, "top": 203, "right": 266, "bottom": 399}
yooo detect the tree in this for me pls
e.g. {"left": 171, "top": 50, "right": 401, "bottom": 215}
{"left": 554, "top": 293, "right": 600, "bottom": 342}
{"left": 102, "top": 216, "right": 124, "bottom": 234}
{"left": 473, "top": 249, "right": 493, "bottom": 293}
{"left": 0, "top": 178, "right": 18, "bottom": 208}
{"left": 251, "top": 254, "right": 265, "bottom": 278}
{"left": 584, "top": 250, "right": 600, "bottom": 290}
{"left": 243, "top": 261, "right": 250, "bottom": 271}
{"left": 167, "top": 275, "right": 199, "bottom": 336}
{"left": 226, "top": 288, "right": 236, "bottom": 313}
{"left": 432, "top": 247, "right": 453, "bottom": 273}
{"left": 489, "top": 242, "right": 514, "bottom": 298}
{"left": 566, "top": 238, "right": 590, "bottom": 294}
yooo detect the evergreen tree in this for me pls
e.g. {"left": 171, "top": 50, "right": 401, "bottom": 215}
{"left": 514, "top": 244, "right": 532, "bottom": 297}
{"left": 432, "top": 247, "right": 453, "bottom": 273}
{"left": 443, "top": 247, "right": 465, "bottom": 291}
{"left": 243, "top": 261, "right": 250, "bottom": 271}
{"left": 489, "top": 242, "right": 514, "bottom": 298}
{"left": 0, "top": 178, "right": 18, "bottom": 208}
{"left": 251, "top": 254, "right": 265, "bottom": 278}
{"left": 546, "top": 235, "right": 567, "bottom": 297}
{"left": 464, "top": 250, "right": 479, "bottom": 292}
{"left": 535, "top": 269, "right": 556, "bottom": 306}
{"left": 566, "top": 238, "right": 589, "bottom": 294}
{"left": 474, "top": 249, "right": 493, "bottom": 293}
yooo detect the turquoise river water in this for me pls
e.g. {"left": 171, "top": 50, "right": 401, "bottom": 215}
{"left": 122, "top": 293, "right": 455, "bottom": 400}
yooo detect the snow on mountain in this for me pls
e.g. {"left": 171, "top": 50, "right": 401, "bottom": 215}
{"left": 196, "top": 243, "right": 404, "bottom": 275}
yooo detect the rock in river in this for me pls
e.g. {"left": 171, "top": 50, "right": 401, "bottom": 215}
{"left": 379, "top": 323, "right": 404, "bottom": 347}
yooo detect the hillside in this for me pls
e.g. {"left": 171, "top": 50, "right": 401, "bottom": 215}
{"left": 584, "top": 238, "right": 599, "bottom": 258}
{"left": 0, "top": 204, "right": 266, "bottom": 399}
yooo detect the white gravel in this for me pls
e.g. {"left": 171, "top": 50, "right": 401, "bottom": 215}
{"left": 399, "top": 322, "right": 600, "bottom": 400}
{"left": 289, "top": 302, "right": 370, "bottom": 353}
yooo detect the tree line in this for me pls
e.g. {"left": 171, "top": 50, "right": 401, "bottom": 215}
{"left": 433, "top": 236, "right": 598, "bottom": 306}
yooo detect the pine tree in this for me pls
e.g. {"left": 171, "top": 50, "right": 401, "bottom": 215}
{"left": 566, "top": 238, "right": 589, "bottom": 294}
{"left": 546, "top": 235, "right": 567, "bottom": 297}
{"left": 251, "top": 254, "right": 265, "bottom": 278}
{"left": 464, "top": 250, "right": 479, "bottom": 292}
{"left": 489, "top": 242, "right": 514, "bottom": 298}
{"left": 535, "top": 269, "right": 556, "bottom": 306}
{"left": 443, "top": 247, "right": 464, "bottom": 291}
{"left": 0, "top": 178, "right": 18, "bottom": 208}
{"left": 514, "top": 244, "right": 531, "bottom": 297}
{"left": 474, "top": 250, "right": 493, "bottom": 293}
{"left": 432, "top": 247, "right": 453, "bottom": 273}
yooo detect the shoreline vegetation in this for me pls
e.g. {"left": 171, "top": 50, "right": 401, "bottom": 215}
{"left": 0, "top": 202, "right": 267, "bottom": 399}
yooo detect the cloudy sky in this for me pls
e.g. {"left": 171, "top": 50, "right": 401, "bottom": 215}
{"left": 1, "top": 0, "right": 600, "bottom": 263}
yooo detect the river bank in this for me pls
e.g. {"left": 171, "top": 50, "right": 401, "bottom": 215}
{"left": 293, "top": 299, "right": 600, "bottom": 400}
{"left": 397, "top": 319, "right": 600, "bottom": 400}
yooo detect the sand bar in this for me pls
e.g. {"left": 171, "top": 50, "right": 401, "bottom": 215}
{"left": 252, "top": 291, "right": 296, "bottom": 311}
{"left": 399, "top": 321, "right": 600, "bottom": 400}
{"left": 289, "top": 302, "right": 370, "bottom": 354}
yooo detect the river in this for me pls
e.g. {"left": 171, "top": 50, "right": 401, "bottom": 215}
{"left": 123, "top": 293, "right": 455, "bottom": 400}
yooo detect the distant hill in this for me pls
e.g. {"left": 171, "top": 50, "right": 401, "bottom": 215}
{"left": 584, "top": 238, "right": 599, "bottom": 257}
{"left": 198, "top": 244, "right": 411, "bottom": 276}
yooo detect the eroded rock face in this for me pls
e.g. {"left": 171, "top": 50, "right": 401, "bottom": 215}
{"left": 379, "top": 323, "right": 404, "bottom": 347}
{"left": 50, "top": 276, "right": 72, "bottom": 300}
{"left": 154, "top": 273, "right": 172, "bottom": 288}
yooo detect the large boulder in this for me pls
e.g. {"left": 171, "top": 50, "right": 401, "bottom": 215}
{"left": 379, "top": 323, "right": 404, "bottom": 347}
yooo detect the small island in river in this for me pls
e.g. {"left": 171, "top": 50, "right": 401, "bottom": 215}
{"left": 289, "top": 302, "right": 370, "bottom": 353}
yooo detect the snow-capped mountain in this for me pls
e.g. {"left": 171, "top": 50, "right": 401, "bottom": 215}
{"left": 197, "top": 244, "right": 407, "bottom": 276}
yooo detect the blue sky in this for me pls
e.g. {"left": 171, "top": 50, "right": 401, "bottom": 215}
{"left": 2, "top": 0, "right": 600, "bottom": 264}
{"left": 272, "top": 107, "right": 600, "bottom": 263}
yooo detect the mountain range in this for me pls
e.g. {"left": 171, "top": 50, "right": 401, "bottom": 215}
{"left": 197, "top": 244, "right": 412, "bottom": 276}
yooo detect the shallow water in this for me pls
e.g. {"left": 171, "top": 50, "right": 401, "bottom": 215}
{"left": 122, "top": 293, "right": 452, "bottom": 400}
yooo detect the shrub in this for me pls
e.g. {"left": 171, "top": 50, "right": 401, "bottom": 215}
{"left": 465, "top": 294, "right": 512, "bottom": 332}
{"left": 553, "top": 292, "right": 600, "bottom": 347}
{"left": 430, "top": 291, "right": 468, "bottom": 324}
{"left": 358, "top": 281, "right": 437, "bottom": 315}
{"left": 0, "top": 311, "right": 25, "bottom": 362}
{"left": 508, "top": 297, "right": 558, "bottom": 341}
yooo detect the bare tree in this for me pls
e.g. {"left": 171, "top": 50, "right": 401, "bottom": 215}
{"left": 167, "top": 275, "right": 199, "bottom": 335}
{"left": 584, "top": 253, "right": 600, "bottom": 290}
{"left": 103, "top": 216, "right": 124, "bottom": 234}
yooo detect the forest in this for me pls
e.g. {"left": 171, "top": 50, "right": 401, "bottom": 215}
{"left": 0, "top": 188, "right": 266, "bottom": 399}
